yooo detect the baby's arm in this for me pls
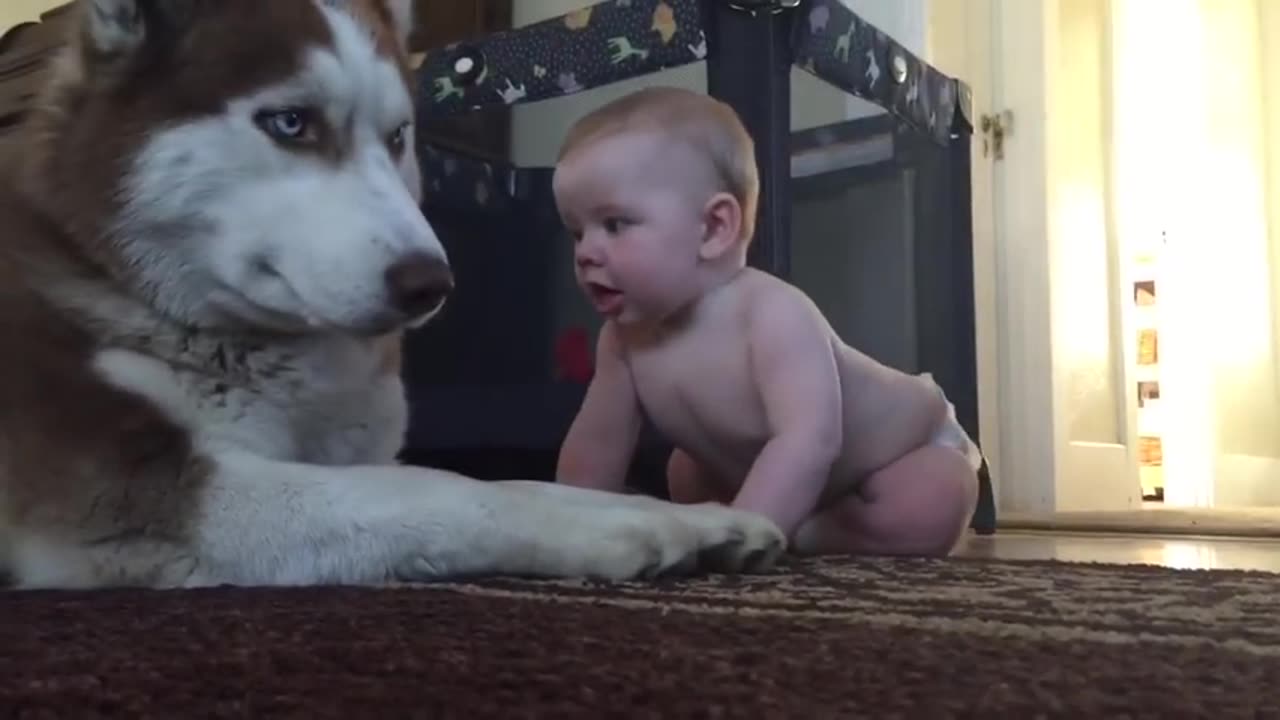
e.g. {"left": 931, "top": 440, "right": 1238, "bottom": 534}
{"left": 556, "top": 322, "right": 644, "bottom": 493}
{"left": 732, "top": 293, "right": 843, "bottom": 538}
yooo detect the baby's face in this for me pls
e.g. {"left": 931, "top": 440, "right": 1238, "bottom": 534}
{"left": 553, "top": 131, "right": 716, "bottom": 325}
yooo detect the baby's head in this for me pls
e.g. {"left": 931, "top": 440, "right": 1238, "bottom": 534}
{"left": 552, "top": 86, "right": 759, "bottom": 325}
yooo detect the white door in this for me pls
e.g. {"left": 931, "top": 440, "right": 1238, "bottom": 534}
{"left": 934, "top": 0, "right": 1143, "bottom": 514}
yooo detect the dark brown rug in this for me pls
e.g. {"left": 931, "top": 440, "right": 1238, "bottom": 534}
{"left": 2, "top": 556, "right": 1278, "bottom": 719}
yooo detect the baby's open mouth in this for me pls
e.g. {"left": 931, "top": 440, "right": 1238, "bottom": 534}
{"left": 585, "top": 282, "right": 623, "bottom": 313}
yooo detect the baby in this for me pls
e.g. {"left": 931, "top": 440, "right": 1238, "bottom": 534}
{"left": 552, "top": 86, "right": 983, "bottom": 557}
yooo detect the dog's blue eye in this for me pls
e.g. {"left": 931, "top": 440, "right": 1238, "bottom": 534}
{"left": 273, "top": 113, "right": 304, "bottom": 136}
{"left": 256, "top": 108, "right": 314, "bottom": 142}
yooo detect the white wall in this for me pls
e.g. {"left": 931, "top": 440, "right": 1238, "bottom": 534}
{"left": 1264, "top": 0, "right": 1280, "bottom": 457}
{"left": 508, "top": 0, "right": 930, "bottom": 167}
{"left": 0, "top": 0, "right": 61, "bottom": 33}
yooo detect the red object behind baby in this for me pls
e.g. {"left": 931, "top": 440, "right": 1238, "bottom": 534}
{"left": 554, "top": 327, "right": 594, "bottom": 383}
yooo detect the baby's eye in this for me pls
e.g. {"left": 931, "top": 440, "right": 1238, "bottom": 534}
{"left": 603, "top": 217, "right": 629, "bottom": 234}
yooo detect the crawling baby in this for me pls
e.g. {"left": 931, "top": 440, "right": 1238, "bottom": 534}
{"left": 552, "top": 86, "right": 982, "bottom": 557}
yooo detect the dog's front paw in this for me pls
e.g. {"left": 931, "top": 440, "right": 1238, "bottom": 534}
{"left": 582, "top": 504, "right": 785, "bottom": 581}
{"left": 675, "top": 503, "right": 787, "bottom": 574}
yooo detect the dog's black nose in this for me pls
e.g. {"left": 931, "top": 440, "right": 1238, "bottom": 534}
{"left": 385, "top": 252, "right": 454, "bottom": 317}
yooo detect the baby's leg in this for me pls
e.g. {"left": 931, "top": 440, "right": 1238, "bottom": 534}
{"left": 792, "top": 445, "right": 979, "bottom": 557}
{"left": 666, "top": 449, "right": 734, "bottom": 504}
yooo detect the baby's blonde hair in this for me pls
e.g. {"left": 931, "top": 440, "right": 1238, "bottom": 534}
{"left": 557, "top": 86, "right": 760, "bottom": 244}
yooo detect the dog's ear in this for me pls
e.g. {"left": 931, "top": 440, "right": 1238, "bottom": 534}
{"left": 382, "top": 0, "right": 415, "bottom": 51}
{"left": 83, "top": 0, "right": 195, "bottom": 58}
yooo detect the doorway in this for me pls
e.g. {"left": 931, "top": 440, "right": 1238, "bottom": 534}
{"left": 942, "top": 0, "right": 1280, "bottom": 527}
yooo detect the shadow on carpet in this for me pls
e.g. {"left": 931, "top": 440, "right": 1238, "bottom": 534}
{"left": 3, "top": 556, "right": 1279, "bottom": 718}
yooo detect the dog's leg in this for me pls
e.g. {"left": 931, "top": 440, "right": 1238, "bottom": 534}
{"left": 173, "top": 452, "right": 785, "bottom": 587}
{"left": 8, "top": 533, "right": 202, "bottom": 590}
{"left": 8, "top": 458, "right": 783, "bottom": 589}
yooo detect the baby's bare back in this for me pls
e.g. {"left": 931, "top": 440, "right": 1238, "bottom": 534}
{"left": 622, "top": 269, "right": 945, "bottom": 497}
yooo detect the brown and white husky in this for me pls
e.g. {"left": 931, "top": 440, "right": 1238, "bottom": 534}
{"left": 0, "top": 0, "right": 783, "bottom": 589}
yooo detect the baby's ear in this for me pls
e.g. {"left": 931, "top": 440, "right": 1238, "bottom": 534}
{"left": 698, "top": 192, "right": 744, "bottom": 262}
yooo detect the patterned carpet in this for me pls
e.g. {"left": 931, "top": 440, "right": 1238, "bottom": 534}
{"left": 2, "top": 556, "right": 1278, "bottom": 718}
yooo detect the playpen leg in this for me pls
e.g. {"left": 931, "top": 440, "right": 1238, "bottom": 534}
{"left": 970, "top": 457, "right": 997, "bottom": 535}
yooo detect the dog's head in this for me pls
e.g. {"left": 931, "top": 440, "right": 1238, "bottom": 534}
{"left": 26, "top": 0, "right": 451, "bottom": 335}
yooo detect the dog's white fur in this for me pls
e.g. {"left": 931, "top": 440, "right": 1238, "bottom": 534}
{"left": 0, "top": 0, "right": 785, "bottom": 589}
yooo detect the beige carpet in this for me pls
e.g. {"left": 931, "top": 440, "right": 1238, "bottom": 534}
{"left": 1000, "top": 506, "right": 1280, "bottom": 537}
{"left": 3, "top": 555, "right": 1280, "bottom": 717}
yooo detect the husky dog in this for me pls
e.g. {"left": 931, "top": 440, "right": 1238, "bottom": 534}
{"left": 0, "top": 0, "right": 784, "bottom": 589}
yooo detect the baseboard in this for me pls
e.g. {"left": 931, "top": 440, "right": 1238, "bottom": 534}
{"left": 998, "top": 507, "right": 1280, "bottom": 539}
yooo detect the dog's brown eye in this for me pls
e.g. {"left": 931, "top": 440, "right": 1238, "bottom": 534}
{"left": 255, "top": 108, "right": 317, "bottom": 143}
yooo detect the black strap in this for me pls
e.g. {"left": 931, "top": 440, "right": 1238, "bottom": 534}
{"left": 416, "top": 0, "right": 709, "bottom": 120}
{"left": 790, "top": 0, "right": 970, "bottom": 145}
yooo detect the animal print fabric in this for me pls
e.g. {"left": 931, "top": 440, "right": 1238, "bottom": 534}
{"left": 416, "top": 0, "right": 707, "bottom": 123}
{"left": 792, "top": 0, "right": 970, "bottom": 145}
{"left": 2, "top": 556, "right": 1278, "bottom": 717}
{"left": 413, "top": 0, "right": 970, "bottom": 148}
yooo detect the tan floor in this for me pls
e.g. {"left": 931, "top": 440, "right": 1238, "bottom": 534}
{"left": 997, "top": 505, "right": 1280, "bottom": 538}
{"left": 955, "top": 530, "right": 1280, "bottom": 573}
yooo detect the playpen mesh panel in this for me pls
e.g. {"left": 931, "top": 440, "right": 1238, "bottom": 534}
{"left": 415, "top": 141, "right": 519, "bottom": 212}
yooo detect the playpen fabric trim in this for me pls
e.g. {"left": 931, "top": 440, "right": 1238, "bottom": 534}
{"left": 790, "top": 0, "right": 971, "bottom": 146}
{"left": 414, "top": 0, "right": 972, "bottom": 148}
{"left": 416, "top": 0, "right": 708, "bottom": 121}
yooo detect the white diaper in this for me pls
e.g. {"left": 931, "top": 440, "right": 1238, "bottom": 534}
{"left": 919, "top": 372, "right": 985, "bottom": 473}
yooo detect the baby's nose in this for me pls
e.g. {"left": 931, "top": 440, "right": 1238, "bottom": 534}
{"left": 574, "top": 242, "right": 602, "bottom": 267}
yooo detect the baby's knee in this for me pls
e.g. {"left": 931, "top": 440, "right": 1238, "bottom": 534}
{"left": 910, "top": 518, "right": 969, "bottom": 557}
{"left": 880, "top": 507, "right": 969, "bottom": 557}
{"left": 866, "top": 448, "right": 978, "bottom": 556}
{"left": 911, "top": 451, "right": 980, "bottom": 555}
